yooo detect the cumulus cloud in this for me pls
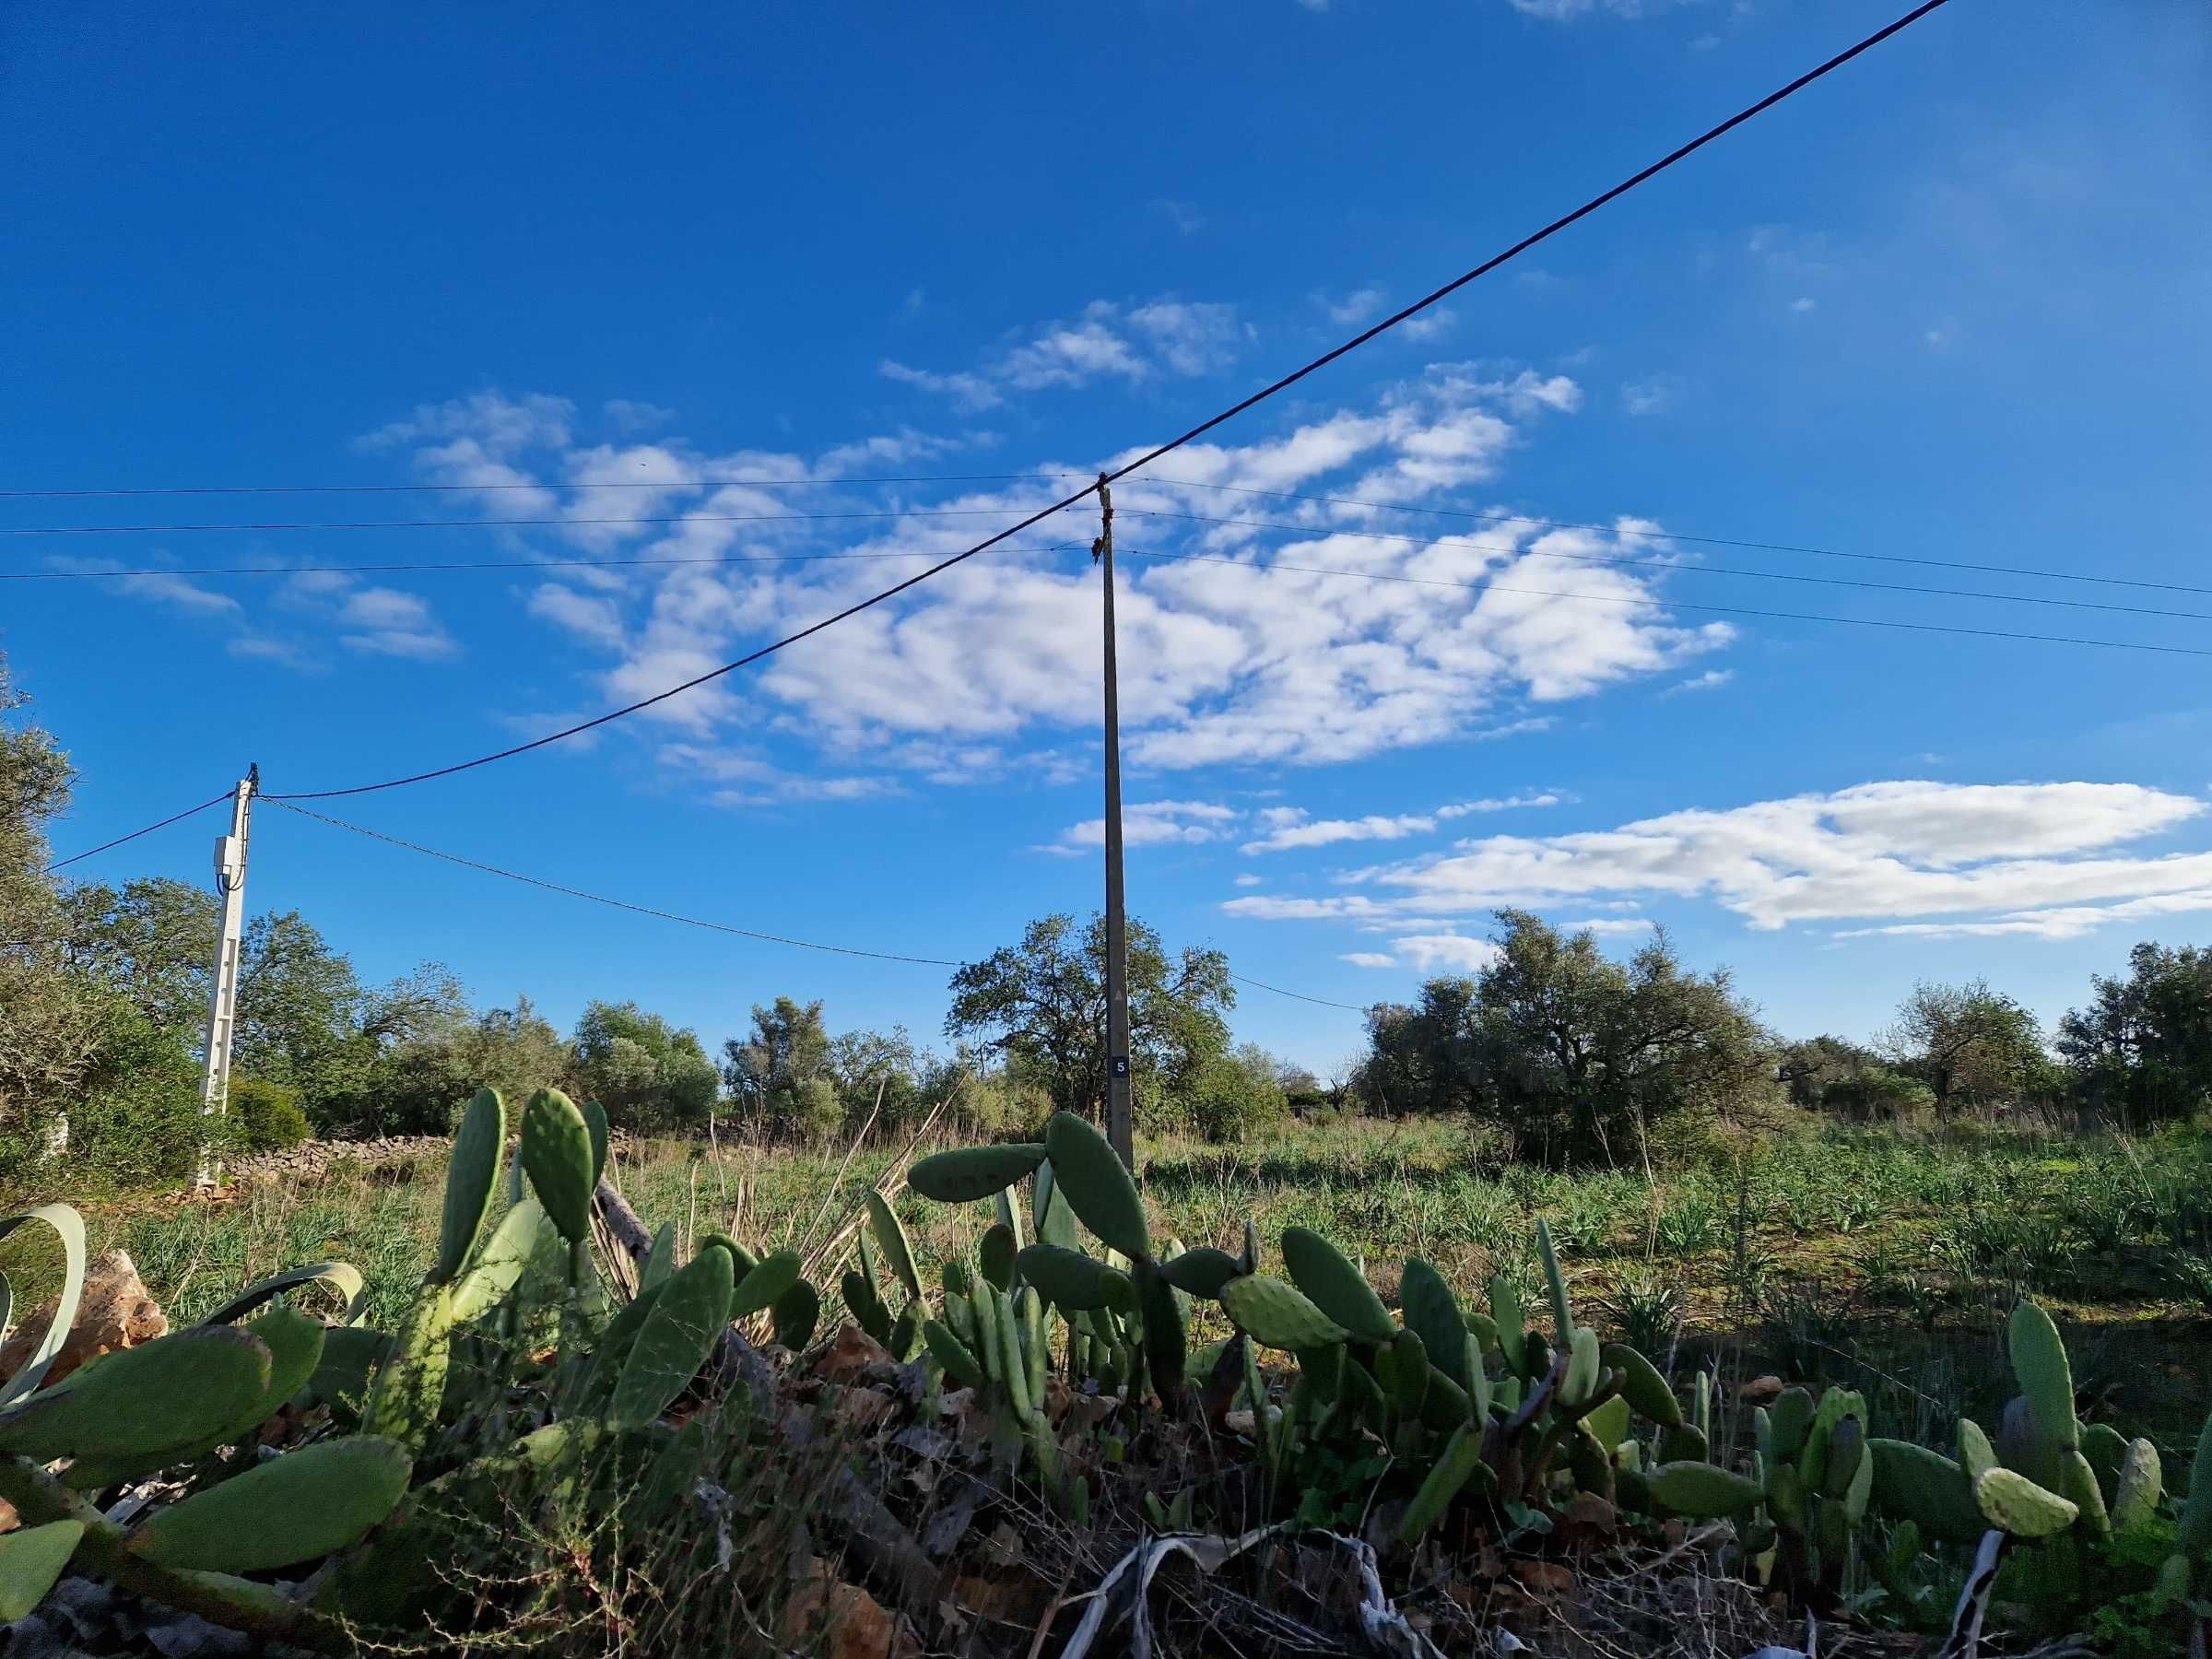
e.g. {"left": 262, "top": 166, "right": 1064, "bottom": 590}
{"left": 45, "top": 559, "right": 239, "bottom": 616}
{"left": 1241, "top": 793, "right": 1559, "bottom": 853}
{"left": 356, "top": 362, "right": 1730, "bottom": 786}
{"left": 1306, "top": 781, "right": 2212, "bottom": 935}
{"left": 882, "top": 296, "right": 1243, "bottom": 408}
{"left": 1341, "top": 952, "right": 1396, "bottom": 968}
{"left": 337, "top": 587, "right": 459, "bottom": 659}
{"left": 1394, "top": 933, "right": 1502, "bottom": 972}
{"left": 1621, "top": 376, "right": 1681, "bottom": 417}
{"left": 1042, "top": 800, "right": 1239, "bottom": 855}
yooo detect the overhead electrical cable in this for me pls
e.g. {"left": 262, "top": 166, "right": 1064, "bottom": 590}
{"left": 4, "top": 542, "right": 1082, "bottom": 584}
{"left": 1122, "top": 512, "right": 2212, "bottom": 625}
{"left": 42, "top": 791, "right": 233, "bottom": 874}
{"left": 1230, "top": 972, "right": 1371, "bottom": 1013}
{"left": 265, "top": 800, "right": 963, "bottom": 966}
{"left": 1124, "top": 547, "right": 2212, "bottom": 659}
{"left": 236, "top": 0, "right": 1949, "bottom": 802}
{"left": 0, "top": 473, "right": 1076, "bottom": 500}
{"left": 1142, "top": 482, "right": 2212, "bottom": 602}
{"left": 1, "top": 505, "right": 1065, "bottom": 537}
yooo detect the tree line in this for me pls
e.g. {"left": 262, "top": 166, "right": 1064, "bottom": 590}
{"left": 1355, "top": 910, "right": 2212, "bottom": 1164}
{"left": 6, "top": 648, "right": 2209, "bottom": 1184}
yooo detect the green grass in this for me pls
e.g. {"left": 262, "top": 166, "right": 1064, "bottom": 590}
{"left": 20, "top": 1112, "right": 2211, "bottom": 1446}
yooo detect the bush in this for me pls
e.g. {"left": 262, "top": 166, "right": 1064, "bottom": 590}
{"left": 67, "top": 1016, "right": 225, "bottom": 1188}
{"left": 1177, "top": 1050, "right": 1289, "bottom": 1143}
{"left": 228, "top": 1076, "right": 310, "bottom": 1151}
{"left": 1822, "top": 1067, "right": 1935, "bottom": 1122}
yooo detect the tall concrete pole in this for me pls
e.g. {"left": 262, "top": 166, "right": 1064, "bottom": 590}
{"left": 194, "top": 766, "right": 256, "bottom": 1190}
{"left": 1094, "top": 477, "right": 1134, "bottom": 1169}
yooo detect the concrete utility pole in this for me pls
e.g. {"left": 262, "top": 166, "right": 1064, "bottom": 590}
{"left": 1093, "top": 477, "right": 1134, "bottom": 1170}
{"left": 194, "top": 766, "right": 257, "bottom": 1190}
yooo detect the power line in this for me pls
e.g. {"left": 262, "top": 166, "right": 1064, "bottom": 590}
{"left": 1, "top": 505, "right": 1060, "bottom": 537}
{"left": 265, "top": 799, "right": 964, "bottom": 966}
{"left": 1124, "top": 511, "right": 2212, "bottom": 626}
{"left": 1230, "top": 972, "right": 1371, "bottom": 1014}
{"left": 1145, "top": 480, "right": 2212, "bottom": 603}
{"left": 5, "top": 542, "right": 1081, "bottom": 585}
{"left": 0, "top": 473, "right": 1077, "bottom": 501}
{"left": 42, "top": 791, "right": 233, "bottom": 874}
{"left": 260, "top": 0, "right": 1946, "bottom": 801}
{"left": 1125, "top": 547, "right": 2212, "bottom": 659}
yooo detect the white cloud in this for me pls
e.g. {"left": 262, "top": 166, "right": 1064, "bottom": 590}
{"left": 1241, "top": 793, "right": 1559, "bottom": 853}
{"left": 1233, "top": 874, "right": 1265, "bottom": 888}
{"left": 1328, "top": 781, "right": 2210, "bottom": 934}
{"left": 878, "top": 359, "right": 1003, "bottom": 412}
{"left": 1621, "top": 376, "right": 1681, "bottom": 416}
{"left": 1394, "top": 933, "right": 1502, "bottom": 972}
{"left": 1341, "top": 952, "right": 1396, "bottom": 968}
{"left": 529, "top": 584, "right": 626, "bottom": 651}
{"left": 1510, "top": 0, "right": 1642, "bottom": 16}
{"left": 46, "top": 559, "right": 240, "bottom": 616}
{"left": 1150, "top": 199, "right": 1206, "bottom": 236}
{"left": 881, "top": 296, "right": 1242, "bottom": 408}
{"left": 1555, "top": 916, "right": 1655, "bottom": 935}
{"left": 365, "top": 365, "right": 1728, "bottom": 785}
{"left": 1397, "top": 307, "right": 1458, "bottom": 343}
{"left": 604, "top": 398, "right": 675, "bottom": 432}
{"left": 1043, "top": 799, "right": 1240, "bottom": 855}
{"left": 1665, "top": 669, "right": 1734, "bottom": 695}
{"left": 1322, "top": 288, "right": 1384, "bottom": 325}
{"left": 338, "top": 587, "right": 458, "bottom": 659}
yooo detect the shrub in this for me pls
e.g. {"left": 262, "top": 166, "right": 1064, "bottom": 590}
{"left": 228, "top": 1076, "right": 310, "bottom": 1151}
{"left": 1822, "top": 1066, "right": 1934, "bottom": 1122}
{"left": 1173, "top": 1048, "right": 1289, "bottom": 1143}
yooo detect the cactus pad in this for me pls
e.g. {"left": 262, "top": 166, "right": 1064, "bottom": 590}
{"left": 1400, "top": 1258, "right": 1468, "bottom": 1391}
{"left": 1042, "top": 1112, "right": 1150, "bottom": 1262}
{"left": 1221, "top": 1275, "right": 1351, "bottom": 1351}
{"left": 1280, "top": 1227, "right": 1395, "bottom": 1345}
{"left": 908, "top": 1142, "right": 1046, "bottom": 1204}
{"left": 1016, "top": 1243, "right": 1129, "bottom": 1312}
{"left": 611, "top": 1244, "right": 734, "bottom": 1429}
{"left": 865, "top": 1191, "right": 922, "bottom": 1301}
{"left": 519, "top": 1088, "right": 596, "bottom": 1244}
{"left": 437, "top": 1088, "right": 506, "bottom": 1284}
{"left": 2111, "top": 1437, "right": 2162, "bottom": 1533}
{"left": 2007, "top": 1300, "right": 2078, "bottom": 1454}
{"left": 1394, "top": 1420, "right": 1491, "bottom": 1543}
{"left": 1647, "top": 1461, "right": 1765, "bottom": 1519}
{"left": 1603, "top": 1342, "right": 1682, "bottom": 1429}
{"left": 1156, "top": 1246, "right": 1241, "bottom": 1300}
{"left": 0, "top": 1325, "right": 269, "bottom": 1465}
{"left": 0, "top": 1521, "right": 84, "bottom": 1623}
{"left": 1974, "top": 1466, "right": 2077, "bottom": 1538}
{"left": 771, "top": 1279, "right": 820, "bottom": 1351}
{"left": 732, "top": 1249, "right": 803, "bottom": 1319}
{"left": 128, "top": 1436, "right": 413, "bottom": 1572}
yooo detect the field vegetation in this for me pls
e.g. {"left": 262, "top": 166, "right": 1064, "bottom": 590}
{"left": 6, "top": 649, "right": 2212, "bottom": 1655}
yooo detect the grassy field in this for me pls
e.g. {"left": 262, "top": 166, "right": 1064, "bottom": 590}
{"left": 41, "top": 1112, "right": 2212, "bottom": 1455}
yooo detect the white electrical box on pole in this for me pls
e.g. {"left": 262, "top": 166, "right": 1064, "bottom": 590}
{"left": 1094, "top": 479, "right": 1135, "bottom": 1170}
{"left": 194, "top": 766, "right": 257, "bottom": 1190}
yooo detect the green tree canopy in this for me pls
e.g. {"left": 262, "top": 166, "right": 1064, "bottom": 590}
{"left": 2056, "top": 941, "right": 2212, "bottom": 1125}
{"left": 1880, "top": 978, "right": 2048, "bottom": 1114}
{"left": 575, "top": 998, "right": 718, "bottom": 1135}
{"left": 1359, "top": 912, "right": 1774, "bottom": 1166}
{"left": 944, "top": 912, "right": 1233, "bottom": 1127}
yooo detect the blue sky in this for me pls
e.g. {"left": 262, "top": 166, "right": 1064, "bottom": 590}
{"left": 6, "top": 2, "right": 2210, "bottom": 1077}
